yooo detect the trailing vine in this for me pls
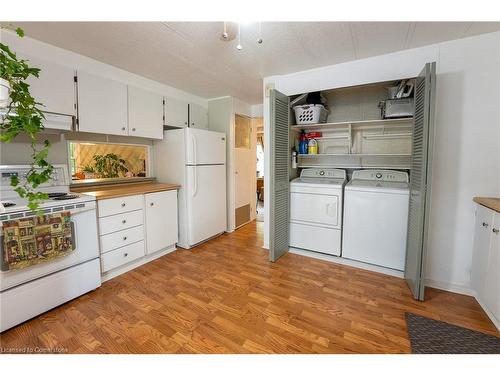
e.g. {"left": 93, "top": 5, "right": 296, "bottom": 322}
{"left": 0, "top": 27, "right": 53, "bottom": 213}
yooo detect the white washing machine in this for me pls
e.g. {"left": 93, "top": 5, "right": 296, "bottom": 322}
{"left": 290, "top": 168, "right": 346, "bottom": 256}
{"left": 342, "top": 169, "right": 409, "bottom": 271}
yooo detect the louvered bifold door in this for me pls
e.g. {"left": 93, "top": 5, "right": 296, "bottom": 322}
{"left": 269, "top": 89, "right": 290, "bottom": 262}
{"left": 405, "top": 62, "right": 437, "bottom": 301}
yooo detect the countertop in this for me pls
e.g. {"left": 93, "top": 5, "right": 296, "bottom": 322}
{"left": 473, "top": 197, "right": 500, "bottom": 213}
{"left": 72, "top": 182, "right": 180, "bottom": 200}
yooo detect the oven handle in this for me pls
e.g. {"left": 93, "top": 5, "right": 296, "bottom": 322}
{"left": 70, "top": 220, "right": 77, "bottom": 250}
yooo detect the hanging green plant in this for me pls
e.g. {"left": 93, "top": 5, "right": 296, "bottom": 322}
{"left": 1, "top": 27, "right": 54, "bottom": 214}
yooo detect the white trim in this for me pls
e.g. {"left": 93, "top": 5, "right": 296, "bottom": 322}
{"left": 424, "top": 278, "right": 474, "bottom": 296}
{"left": 472, "top": 292, "right": 500, "bottom": 331}
{"left": 289, "top": 247, "right": 404, "bottom": 278}
{"left": 101, "top": 244, "right": 176, "bottom": 282}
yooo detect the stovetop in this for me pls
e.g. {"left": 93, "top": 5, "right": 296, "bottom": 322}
{"left": 1, "top": 192, "right": 95, "bottom": 215}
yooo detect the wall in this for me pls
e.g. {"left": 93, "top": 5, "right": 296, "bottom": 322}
{"left": 0, "top": 30, "right": 208, "bottom": 176}
{"left": 208, "top": 97, "right": 234, "bottom": 231}
{"left": 263, "top": 31, "right": 500, "bottom": 294}
{"left": 208, "top": 96, "right": 258, "bottom": 231}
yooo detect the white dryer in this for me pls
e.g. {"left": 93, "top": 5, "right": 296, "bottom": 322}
{"left": 342, "top": 169, "right": 409, "bottom": 271}
{"left": 290, "top": 168, "right": 346, "bottom": 256}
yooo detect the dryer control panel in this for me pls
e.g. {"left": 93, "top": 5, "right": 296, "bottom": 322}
{"left": 351, "top": 169, "right": 408, "bottom": 183}
{"left": 300, "top": 168, "right": 346, "bottom": 180}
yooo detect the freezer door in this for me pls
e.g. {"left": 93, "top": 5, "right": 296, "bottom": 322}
{"left": 186, "top": 165, "right": 227, "bottom": 246}
{"left": 186, "top": 128, "right": 226, "bottom": 165}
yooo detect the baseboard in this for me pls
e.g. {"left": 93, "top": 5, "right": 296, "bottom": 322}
{"left": 424, "top": 278, "right": 474, "bottom": 296}
{"left": 289, "top": 247, "right": 404, "bottom": 278}
{"left": 101, "top": 244, "right": 177, "bottom": 282}
{"left": 472, "top": 292, "right": 500, "bottom": 331}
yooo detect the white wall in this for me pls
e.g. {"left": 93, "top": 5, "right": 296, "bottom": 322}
{"left": 208, "top": 95, "right": 256, "bottom": 232}
{"left": 263, "top": 31, "right": 500, "bottom": 294}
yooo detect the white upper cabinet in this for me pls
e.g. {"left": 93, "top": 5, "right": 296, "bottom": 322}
{"left": 164, "top": 97, "right": 189, "bottom": 128}
{"left": 128, "top": 86, "right": 164, "bottom": 139}
{"left": 77, "top": 71, "right": 128, "bottom": 136}
{"left": 189, "top": 103, "right": 208, "bottom": 129}
{"left": 23, "top": 55, "right": 76, "bottom": 117}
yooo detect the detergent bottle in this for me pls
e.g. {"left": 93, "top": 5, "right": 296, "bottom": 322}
{"left": 307, "top": 137, "right": 318, "bottom": 154}
{"left": 298, "top": 131, "right": 308, "bottom": 154}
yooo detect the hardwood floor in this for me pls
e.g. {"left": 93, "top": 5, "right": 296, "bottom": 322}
{"left": 1, "top": 221, "right": 497, "bottom": 353}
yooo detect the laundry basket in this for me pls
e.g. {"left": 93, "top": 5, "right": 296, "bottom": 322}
{"left": 293, "top": 104, "right": 328, "bottom": 125}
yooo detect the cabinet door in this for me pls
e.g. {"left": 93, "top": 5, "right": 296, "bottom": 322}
{"left": 77, "top": 71, "right": 128, "bottom": 135}
{"left": 484, "top": 212, "right": 500, "bottom": 321}
{"left": 22, "top": 54, "right": 76, "bottom": 118}
{"left": 471, "top": 204, "right": 494, "bottom": 295}
{"left": 144, "top": 190, "right": 178, "bottom": 254}
{"left": 128, "top": 86, "right": 164, "bottom": 139}
{"left": 189, "top": 103, "right": 208, "bottom": 129}
{"left": 164, "top": 97, "right": 188, "bottom": 128}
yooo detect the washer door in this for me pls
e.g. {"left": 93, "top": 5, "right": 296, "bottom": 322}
{"left": 290, "top": 191, "right": 340, "bottom": 228}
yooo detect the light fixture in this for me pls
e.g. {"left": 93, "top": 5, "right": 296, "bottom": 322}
{"left": 236, "top": 23, "right": 243, "bottom": 50}
{"left": 220, "top": 21, "right": 263, "bottom": 50}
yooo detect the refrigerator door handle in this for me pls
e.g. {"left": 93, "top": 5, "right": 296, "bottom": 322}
{"left": 192, "top": 167, "right": 198, "bottom": 197}
{"left": 191, "top": 133, "right": 197, "bottom": 165}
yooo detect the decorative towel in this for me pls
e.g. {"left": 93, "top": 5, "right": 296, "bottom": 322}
{"left": 1, "top": 212, "right": 74, "bottom": 271}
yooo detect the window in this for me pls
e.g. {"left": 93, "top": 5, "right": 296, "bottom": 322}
{"left": 235, "top": 114, "right": 251, "bottom": 149}
{"left": 69, "top": 141, "right": 150, "bottom": 181}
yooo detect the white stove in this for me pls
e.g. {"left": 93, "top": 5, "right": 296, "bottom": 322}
{"left": 0, "top": 164, "right": 101, "bottom": 332}
{"left": 0, "top": 165, "right": 95, "bottom": 217}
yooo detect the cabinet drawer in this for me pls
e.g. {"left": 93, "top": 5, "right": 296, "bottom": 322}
{"left": 100, "top": 225, "right": 144, "bottom": 254}
{"left": 101, "top": 241, "right": 145, "bottom": 273}
{"left": 98, "top": 210, "right": 144, "bottom": 235}
{"left": 98, "top": 195, "right": 144, "bottom": 217}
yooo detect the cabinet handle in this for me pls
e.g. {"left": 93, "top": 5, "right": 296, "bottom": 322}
{"left": 121, "top": 203, "right": 126, "bottom": 207}
{"left": 493, "top": 228, "right": 499, "bottom": 234}
{"left": 124, "top": 253, "right": 128, "bottom": 257}
{"left": 150, "top": 202, "right": 154, "bottom": 206}
{"left": 482, "top": 222, "right": 489, "bottom": 228}
{"left": 123, "top": 236, "right": 128, "bottom": 241}
{"left": 192, "top": 122, "right": 195, "bottom": 126}
{"left": 122, "top": 220, "right": 127, "bottom": 224}
{"left": 184, "top": 122, "right": 188, "bottom": 125}
{"left": 121, "top": 127, "right": 126, "bottom": 131}
{"left": 132, "top": 128, "right": 136, "bottom": 131}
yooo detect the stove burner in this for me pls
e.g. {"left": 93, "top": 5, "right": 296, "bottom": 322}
{"left": 52, "top": 194, "right": 80, "bottom": 201}
{"left": 47, "top": 192, "right": 69, "bottom": 198}
{"left": 1, "top": 201, "right": 16, "bottom": 207}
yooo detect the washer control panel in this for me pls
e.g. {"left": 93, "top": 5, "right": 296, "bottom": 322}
{"left": 351, "top": 169, "right": 408, "bottom": 183}
{"left": 300, "top": 168, "right": 346, "bottom": 180}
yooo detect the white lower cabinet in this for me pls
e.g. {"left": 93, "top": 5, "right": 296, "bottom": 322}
{"left": 471, "top": 204, "right": 500, "bottom": 328}
{"left": 96, "top": 190, "right": 178, "bottom": 278}
{"left": 101, "top": 241, "right": 145, "bottom": 273}
{"left": 145, "top": 190, "right": 178, "bottom": 254}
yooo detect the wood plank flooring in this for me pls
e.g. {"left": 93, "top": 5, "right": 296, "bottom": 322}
{"left": 1, "top": 221, "right": 497, "bottom": 353}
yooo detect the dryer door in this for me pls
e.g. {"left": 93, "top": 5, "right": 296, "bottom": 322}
{"left": 290, "top": 190, "right": 340, "bottom": 228}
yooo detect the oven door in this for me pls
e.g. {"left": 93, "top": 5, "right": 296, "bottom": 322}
{"left": 0, "top": 201, "right": 99, "bottom": 291}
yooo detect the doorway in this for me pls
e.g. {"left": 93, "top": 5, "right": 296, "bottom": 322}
{"left": 255, "top": 118, "right": 264, "bottom": 222}
{"left": 234, "top": 114, "right": 257, "bottom": 228}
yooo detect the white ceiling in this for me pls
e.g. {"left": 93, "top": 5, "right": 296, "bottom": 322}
{"left": 12, "top": 22, "right": 500, "bottom": 104}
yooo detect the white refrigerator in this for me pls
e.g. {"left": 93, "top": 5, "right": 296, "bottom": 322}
{"left": 155, "top": 128, "right": 227, "bottom": 249}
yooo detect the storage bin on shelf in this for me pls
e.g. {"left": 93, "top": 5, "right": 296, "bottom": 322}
{"left": 293, "top": 104, "right": 328, "bottom": 124}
